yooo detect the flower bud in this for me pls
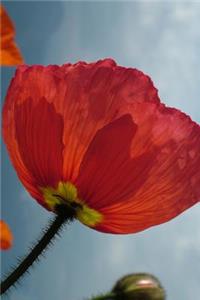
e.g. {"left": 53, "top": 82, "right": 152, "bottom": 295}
{"left": 112, "top": 273, "right": 165, "bottom": 300}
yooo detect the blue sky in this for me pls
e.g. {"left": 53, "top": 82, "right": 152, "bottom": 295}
{"left": 1, "top": 1, "right": 200, "bottom": 300}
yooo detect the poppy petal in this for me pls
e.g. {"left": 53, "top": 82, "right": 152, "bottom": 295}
{"left": 3, "top": 97, "right": 64, "bottom": 207}
{"left": 0, "top": 5, "right": 24, "bottom": 66}
{"left": 93, "top": 102, "right": 200, "bottom": 233}
{"left": 76, "top": 114, "right": 159, "bottom": 210}
{"left": 46, "top": 59, "right": 159, "bottom": 181}
{"left": 3, "top": 60, "right": 199, "bottom": 234}
{"left": 61, "top": 60, "right": 160, "bottom": 181}
{"left": 3, "top": 60, "right": 159, "bottom": 188}
{"left": 0, "top": 220, "right": 13, "bottom": 250}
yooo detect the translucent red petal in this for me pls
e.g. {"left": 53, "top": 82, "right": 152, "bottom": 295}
{"left": 94, "top": 102, "right": 200, "bottom": 233}
{"left": 2, "top": 59, "right": 200, "bottom": 233}
{"left": 76, "top": 114, "right": 159, "bottom": 210}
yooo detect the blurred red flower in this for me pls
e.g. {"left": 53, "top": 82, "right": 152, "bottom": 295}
{"left": 0, "top": 220, "right": 13, "bottom": 250}
{"left": 2, "top": 59, "right": 200, "bottom": 234}
{"left": 0, "top": 4, "right": 24, "bottom": 66}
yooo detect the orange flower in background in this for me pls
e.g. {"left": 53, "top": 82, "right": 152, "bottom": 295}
{"left": 2, "top": 59, "right": 200, "bottom": 234}
{"left": 0, "top": 4, "right": 24, "bottom": 66}
{"left": 0, "top": 220, "right": 13, "bottom": 250}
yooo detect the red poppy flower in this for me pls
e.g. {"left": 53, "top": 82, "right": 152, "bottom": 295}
{"left": 0, "top": 4, "right": 24, "bottom": 66}
{"left": 2, "top": 59, "right": 200, "bottom": 234}
{"left": 0, "top": 220, "right": 13, "bottom": 250}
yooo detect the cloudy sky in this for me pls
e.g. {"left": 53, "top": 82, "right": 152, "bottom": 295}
{"left": 1, "top": 1, "right": 200, "bottom": 300}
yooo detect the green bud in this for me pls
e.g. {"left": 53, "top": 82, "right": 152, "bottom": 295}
{"left": 112, "top": 273, "right": 166, "bottom": 300}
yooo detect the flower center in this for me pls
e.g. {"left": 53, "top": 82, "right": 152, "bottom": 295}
{"left": 41, "top": 181, "right": 103, "bottom": 227}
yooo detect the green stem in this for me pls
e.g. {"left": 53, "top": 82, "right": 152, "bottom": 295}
{"left": 0, "top": 214, "right": 68, "bottom": 295}
{"left": 89, "top": 292, "right": 116, "bottom": 300}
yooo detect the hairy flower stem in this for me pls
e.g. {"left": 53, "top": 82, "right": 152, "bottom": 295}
{"left": 0, "top": 214, "right": 68, "bottom": 295}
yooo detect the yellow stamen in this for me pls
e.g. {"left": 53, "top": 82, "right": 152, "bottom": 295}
{"left": 41, "top": 181, "right": 103, "bottom": 227}
{"left": 76, "top": 205, "right": 103, "bottom": 227}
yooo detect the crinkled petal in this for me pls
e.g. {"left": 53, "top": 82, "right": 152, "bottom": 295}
{"left": 3, "top": 60, "right": 159, "bottom": 189}
{"left": 92, "top": 102, "right": 200, "bottom": 233}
